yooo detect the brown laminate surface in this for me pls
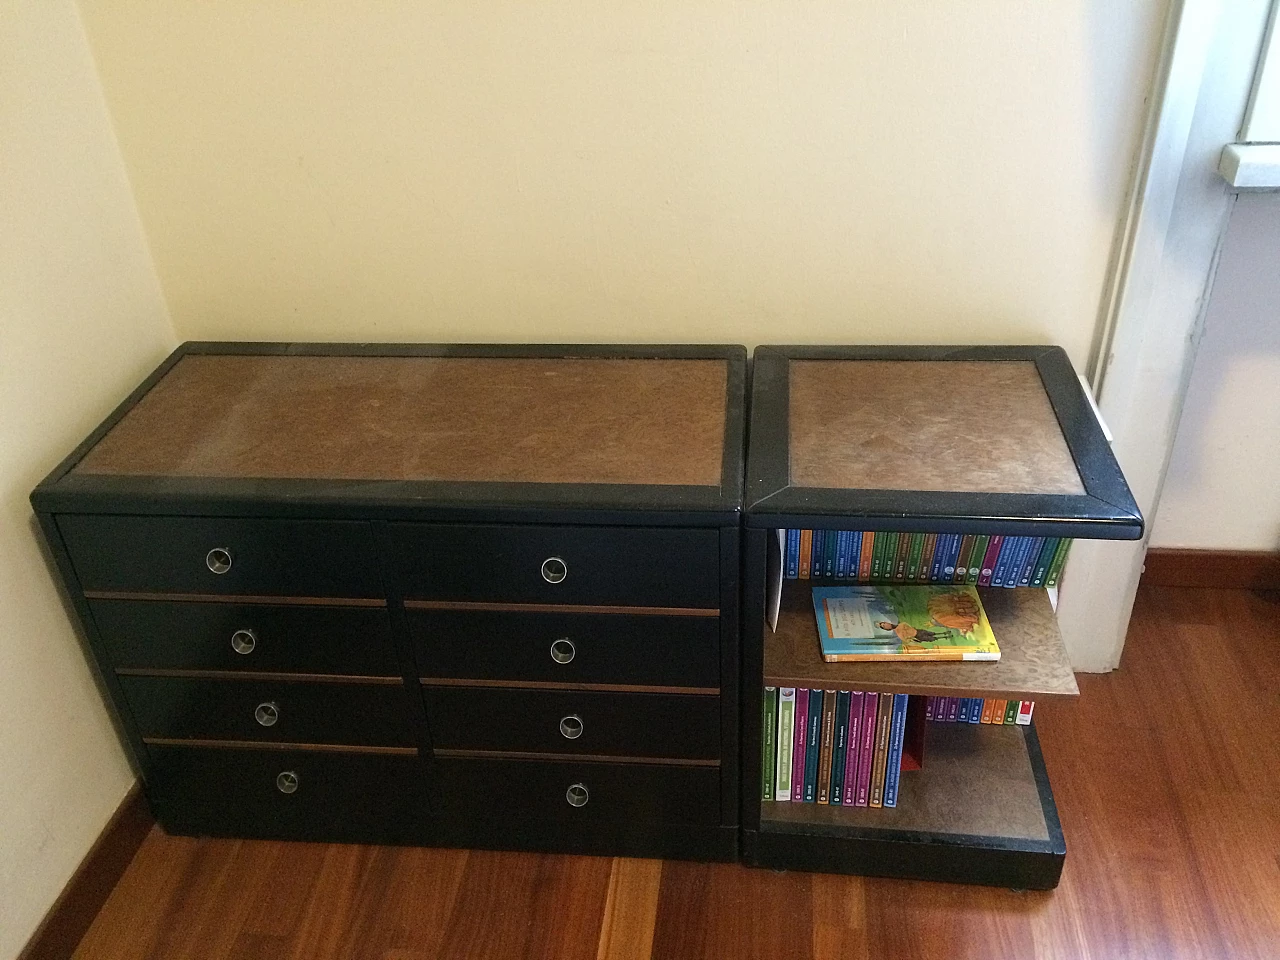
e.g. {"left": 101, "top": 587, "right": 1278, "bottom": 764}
{"left": 64, "top": 585, "right": 1280, "bottom": 960}
{"left": 73, "top": 355, "right": 728, "bottom": 487}
{"left": 761, "top": 721, "right": 1049, "bottom": 841}
{"left": 788, "top": 360, "right": 1085, "bottom": 494}
{"left": 764, "top": 581, "right": 1079, "bottom": 698}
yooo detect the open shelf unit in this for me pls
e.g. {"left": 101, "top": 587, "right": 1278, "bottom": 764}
{"left": 741, "top": 345, "right": 1143, "bottom": 889}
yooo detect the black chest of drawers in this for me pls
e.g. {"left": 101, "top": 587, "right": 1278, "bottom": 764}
{"left": 33, "top": 343, "right": 745, "bottom": 861}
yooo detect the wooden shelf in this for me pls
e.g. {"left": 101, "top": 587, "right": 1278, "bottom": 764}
{"left": 761, "top": 721, "right": 1049, "bottom": 841}
{"left": 763, "top": 580, "right": 1078, "bottom": 699}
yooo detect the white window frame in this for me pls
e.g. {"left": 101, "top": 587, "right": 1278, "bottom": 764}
{"left": 1220, "top": 0, "right": 1280, "bottom": 187}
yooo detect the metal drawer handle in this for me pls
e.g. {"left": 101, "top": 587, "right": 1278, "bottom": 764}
{"left": 540, "top": 557, "right": 567, "bottom": 584}
{"left": 276, "top": 771, "right": 299, "bottom": 794}
{"left": 255, "top": 701, "right": 280, "bottom": 727}
{"left": 559, "top": 714, "right": 584, "bottom": 740}
{"left": 565, "top": 782, "right": 589, "bottom": 807}
{"left": 231, "top": 629, "right": 257, "bottom": 655}
{"left": 206, "top": 547, "right": 232, "bottom": 575}
{"left": 550, "top": 638, "right": 575, "bottom": 664}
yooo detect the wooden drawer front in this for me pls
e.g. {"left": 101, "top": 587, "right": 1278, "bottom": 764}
{"left": 425, "top": 687, "right": 719, "bottom": 760}
{"left": 391, "top": 523, "right": 719, "bottom": 609}
{"left": 120, "top": 676, "right": 416, "bottom": 747}
{"left": 91, "top": 600, "right": 398, "bottom": 676}
{"left": 409, "top": 609, "right": 718, "bottom": 688}
{"left": 58, "top": 515, "right": 382, "bottom": 599}
{"left": 434, "top": 757, "right": 719, "bottom": 825}
{"left": 146, "top": 746, "right": 428, "bottom": 815}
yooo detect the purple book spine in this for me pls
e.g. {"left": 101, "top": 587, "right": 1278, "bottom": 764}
{"left": 791, "top": 688, "right": 809, "bottom": 802}
{"left": 855, "top": 692, "right": 878, "bottom": 806}
{"left": 946, "top": 696, "right": 960, "bottom": 722}
{"left": 925, "top": 696, "right": 936, "bottom": 721}
{"left": 842, "top": 692, "right": 864, "bottom": 804}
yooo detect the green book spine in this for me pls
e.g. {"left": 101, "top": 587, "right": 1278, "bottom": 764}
{"left": 966, "top": 535, "right": 990, "bottom": 584}
{"left": 893, "top": 532, "right": 910, "bottom": 581}
{"left": 761, "top": 687, "right": 777, "bottom": 800}
{"left": 1030, "top": 537, "right": 1060, "bottom": 586}
{"left": 906, "top": 533, "right": 925, "bottom": 580}
{"left": 1004, "top": 699, "right": 1019, "bottom": 724}
{"left": 869, "top": 532, "right": 886, "bottom": 580}
{"left": 953, "top": 534, "right": 976, "bottom": 583}
{"left": 775, "top": 689, "right": 796, "bottom": 799}
{"left": 918, "top": 532, "right": 938, "bottom": 582}
{"left": 1044, "top": 538, "right": 1073, "bottom": 587}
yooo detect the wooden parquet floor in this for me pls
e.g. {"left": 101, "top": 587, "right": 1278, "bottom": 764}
{"left": 72, "top": 586, "right": 1280, "bottom": 960}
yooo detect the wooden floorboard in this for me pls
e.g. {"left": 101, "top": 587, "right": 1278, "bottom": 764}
{"left": 69, "top": 585, "right": 1280, "bottom": 960}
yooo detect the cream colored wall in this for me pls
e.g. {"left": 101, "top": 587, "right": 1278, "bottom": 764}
{"left": 78, "top": 0, "right": 1166, "bottom": 368}
{"left": 0, "top": 3, "right": 176, "bottom": 956}
{"left": 1151, "top": 193, "right": 1280, "bottom": 551}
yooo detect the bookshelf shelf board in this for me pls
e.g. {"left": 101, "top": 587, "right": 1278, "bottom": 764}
{"left": 760, "top": 721, "right": 1049, "bottom": 843}
{"left": 763, "top": 580, "right": 1079, "bottom": 699}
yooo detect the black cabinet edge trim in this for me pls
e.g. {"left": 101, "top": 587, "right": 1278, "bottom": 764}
{"left": 403, "top": 599, "right": 719, "bottom": 617}
{"left": 142, "top": 738, "right": 420, "bottom": 756}
{"left": 421, "top": 678, "right": 720, "bottom": 695}
{"left": 432, "top": 749, "right": 721, "bottom": 768}
{"left": 83, "top": 590, "right": 387, "bottom": 608}
{"left": 118, "top": 669, "right": 403, "bottom": 685}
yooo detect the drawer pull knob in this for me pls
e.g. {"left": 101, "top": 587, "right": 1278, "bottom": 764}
{"left": 206, "top": 548, "right": 233, "bottom": 575}
{"left": 231, "top": 629, "right": 257, "bottom": 655}
{"left": 276, "top": 771, "right": 299, "bottom": 794}
{"left": 255, "top": 701, "right": 280, "bottom": 727}
{"left": 540, "top": 557, "right": 567, "bottom": 584}
{"left": 559, "top": 714, "right": 584, "bottom": 740}
{"left": 549, "top": 638, "right": 576, "bottom": 664}
{"left": 565, "top": 782, "right": 589, "bottom": 807}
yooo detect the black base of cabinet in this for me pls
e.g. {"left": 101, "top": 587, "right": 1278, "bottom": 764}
{"left": 742, "top": 827, "right": 1064, "bottom": 890}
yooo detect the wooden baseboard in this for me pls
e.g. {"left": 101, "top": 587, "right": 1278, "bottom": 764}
{"left": 19, "top": 784, "right": 153, "bottom": 960}
{"left": 1142, "top": 548, "right": 1280, "bottom": 589}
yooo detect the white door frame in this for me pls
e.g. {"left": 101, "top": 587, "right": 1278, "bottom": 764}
{"left": 1056, "top": 0, "right": 1276, "bottom": 671}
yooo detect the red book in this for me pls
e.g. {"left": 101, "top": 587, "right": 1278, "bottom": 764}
{"left": 855, "top": 692, "right": 878, "bottom": 806}
{"left": 842, "top": 692, "right": 864, "bottom": 804}
{"left": 791, "top": 688, "right": 809, "bottom": 801}
{"left": 978, "top": 535, "right": 1004, "bottom": 587}
{"left": 953, "top": 534, "right": 976, "bottom": 583}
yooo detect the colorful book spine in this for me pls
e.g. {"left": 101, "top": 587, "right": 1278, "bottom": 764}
{"left": 834, "top": 531, "right": 850, "bottom": 579}
{"left": 848, "top": 531, "right": 863, "bottom": 580}
{"left": 966, "top": 535, "right": 990, "bottom": 584}
{"left": 791, "top": 688, "right": 809, "bottom": 801}
{"left": 968, "top": 697, "right": 983, "bottom": 723}
{"left": 803, "top": 688, "right": 824, "bottom": 801}
{"left": 929, "top": 533, "right": 950, "bottom": 581}
{"left": 1004, "top": 699, "right": 1019, "bottom": 724}
{"left": 882, "top": 693, "right": 909, "bottom": 808}
{"left": 858, "top": 532, "right": 874, "bottom": 581}
{"left": 799, "top": 529, "right": 813, "bottom": 579}
{"left": 905, "top": 533, "right": 925, "bottom": 581}
{"left": 1016, "top": 700, "right": 1035, "bottom": 725}
{"left": 761, "top": 687, "right": 777, "bottom": 800}
{"left": 942, "top": 533, "right": 963, "bottom": 580}
{"left": 1030, "top": 537, "right": 1059, "bottom": 587}
{"left": 1018, "top": 536, "right": 1046, "bottom": 586}
{"left": 1002, "top": 536, "right": 1033, "bottom": 588}
{"left": 978, "top": 534, "right": 1004, "bottom": 586}
{"left": 991, "top": 535, "right": 1020, "bottom": 587}
{"left": 774, "top": 688, "right": 795, "bottom": 800}
{"left": 830, "top": 691, "right": 851, "bottom": 804}
{"left": 991, "top": 699, "right": 1007, "bottom": 724}
{"left": 842, "top": 691, "right": 864, "bottom": 804}
{"left": 919, "top": 532, "right": 938, "bottom": 582}
{"left": 946, "top": 696, "right": 960, "bottom": 722}
{"left": 980, "top": 698, "right": 995, "bottom": 724}
{"left": 825, "top": 531, "right": 838, "bottom": 579}
{"left": 810, "top": 530, "right": 823, "bottom": 579}
{"left": 925, "top": 696, "right": 936, "bottom": 721}
{"left": 868, "top": 532, "right": 885, "bottom": 580}
{"left": 856, "top": 692, "right": 877, "bottom": 806}
{"left": 817, "top": 690, "right": 837, "bottom": 803}
{"left": 893, "top": 532, "right": 911, "bottom": 581}
{"left": 786, "top": 529, "right": 800, "bottom": 579}
{"left": 1045, "top": 539, "right": 1072, "bottom": 587}
{"left": 952, "top": 534, "right": 976, "bottom": 583}
{"left": 869, "top": 692, "right": 894, "bottom": 807}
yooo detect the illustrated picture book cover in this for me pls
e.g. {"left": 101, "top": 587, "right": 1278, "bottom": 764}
{"left": 811, "top": 584, "right": 1000, "bottom": 662}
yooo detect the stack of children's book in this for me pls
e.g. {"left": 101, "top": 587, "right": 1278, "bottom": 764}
{"left": 927, "top": 696, "right": 1034, "bottom": 725}
{"left": 760, "top": 688, "right": 913, "bottom": 809}
{"left": 813, "top": 583, "right": 1001, "bottom": 662}
{"left": 783, "top": 529, "right": 1071, "bottom": 588}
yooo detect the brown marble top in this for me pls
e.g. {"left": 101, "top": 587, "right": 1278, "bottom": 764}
{"left": 788, "top": 360, "right": 1084, "bottom": 495}
{"left": 74, "top": 355, "right": 729, "bottom": 487}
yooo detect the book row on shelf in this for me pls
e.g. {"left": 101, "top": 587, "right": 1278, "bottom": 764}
{"left": 761, "top": 687, "right": 915, "bottom": 810}
{"left": 782, "top": 530, "right": 1073, "bottom": 588}
{"left": 926, "top": 696, "right": 1035, "bottom": 725}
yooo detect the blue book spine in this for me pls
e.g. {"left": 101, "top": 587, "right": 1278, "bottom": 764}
{"left": 929, "top": 534, "right": 950, "bottom": 582}
{"left": 942, "top": 534, "right": 963, "bottom": 580}
{"left": 945, "top": 697, "right": 960, "bottom": 722}
{"left": 803, "top": 689, "right": 824, "bottom": 801}
{"left": 993, "top": 536, "right": 1023, "bottom": 587}
{"left": 1018, "top": 537, "right": 1045, "bottom": 586}
{"left": 834, "top": 532, "right": 849, "bottom": 579}
{"left": 968, "top": 697, "right": 983, "bottom": 723}
{"left": 830, "top": 691, "right": 851, "bottom": 804}
{"left": 1030, "top": 537, "right": 1059, "bottom": 587}
{"left": 825, "top": 532, "right": 837, "bottom": 578}
{"left": 812, "top": 530, "right": 825, "bottom": 579}
{"left": 786, "top": 529, "right": 800, "bottom": 579}
{"left": 883, "top": 693, "right": 909, "bottom": 807}
{"left": 847, "top": 531, "right": 862, "bottom": 580}
{"left": 956, "top": 697, "right": 969, "bottom": 722}
{"left": 1004, "top": 536, "right": 1033, "bottom": 589}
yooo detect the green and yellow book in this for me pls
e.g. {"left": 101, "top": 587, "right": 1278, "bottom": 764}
{"left": 812, "top": 584, "right": 1000, "bottom": 662}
